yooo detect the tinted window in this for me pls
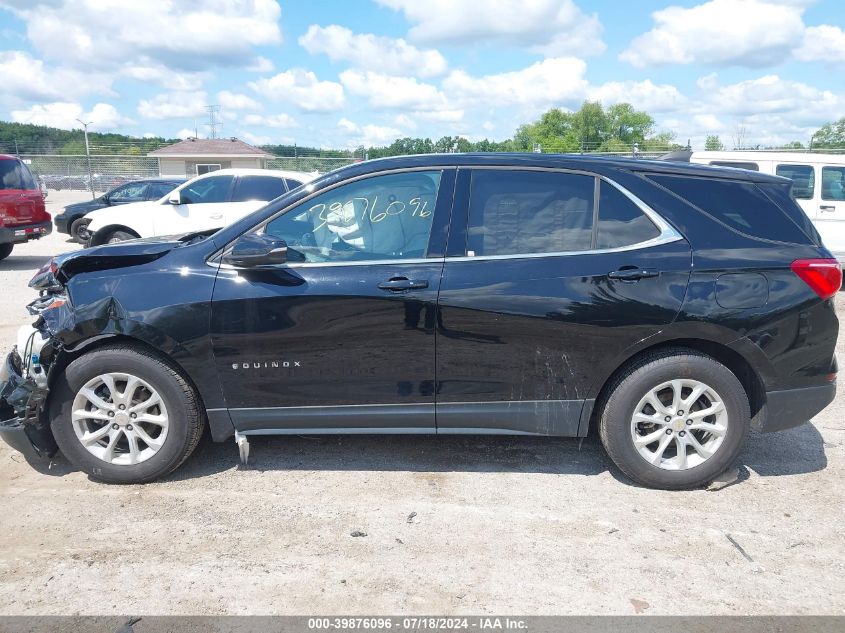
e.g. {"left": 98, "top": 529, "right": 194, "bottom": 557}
{"left": 649, "top": 173, "right": 813, "bottom": 244}
{"left": 822, "top": 166, "right": 845, "bottom": 201}
{"left": 0, "top": 159, "right": 37, "bottom": 190}
{"left": 232, "top": 176, "right": 287, "bottom": 202}
{"left": 776, "top": 164, "right": 815, "bottom": 199}
{"left": 180, "top": 175, "right": 234, "bottom": 204}
{"left": 709, "top": 161, "right": 759, "bottom": 171}
{"left": 146, "top": 182, "right": 179, "bottom": 199}
{"left": 597, "top": 181, "right": 659, "bottom": 249}
{"left": 757, "top": 182, "right": 821, "bottom": 245}
{"left": 285, "top": 178, "right": 304, "bottom": 191}
{"left": 265, "top": 170, "right": 441, "bottom": 263}
{"left": 467, "top": 170, "right": 594, "bottom": 256}
{"left": 109, "top": 182, "right": 147, "bottom": 201}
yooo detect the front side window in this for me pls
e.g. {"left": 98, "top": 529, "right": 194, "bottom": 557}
{"left": 109, "top": 182, "right": 147, "bottom": 201}
{"left": 467, "top": 170, "right": 594, "bottom": 256}
{"left": 0, "top": 159, "right": 37, "bottom": 190}
{"left": 821, "top": 166, "right": 845, "bottom": 201}
{"left": 776, "top": 164, "right": 815, "bottom": 199}
{"left": 596, "top": 181, "right": 659, "bottom": 249}
{"left": 231, "top": 176, "right": 287, "bottom": 202}
{"left": 265, "top": 170, "right": 441, "bottom": 263}
{"left": 180, "top": 175, "right": 234, "bottom": 204}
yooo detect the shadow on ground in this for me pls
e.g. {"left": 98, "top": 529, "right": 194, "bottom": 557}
{"left": 0, "top": 255, "right": 50, "bottom": 273}
{"left": 23, "top": 421, "right": 828, "bottom": 487}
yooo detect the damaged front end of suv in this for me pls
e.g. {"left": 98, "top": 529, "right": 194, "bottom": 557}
{"left": 0, "top": 239, "right": 194, "bottom": 462}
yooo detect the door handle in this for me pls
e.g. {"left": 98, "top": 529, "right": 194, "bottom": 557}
{"left": 607, "top": 268, "right": 660, "bottom": 281}
{"left": 820, "top": 205, "right": 836, "bottom": 212}
{"left": 378, "top": 277, "right": 429, "bottom": 291}
{"left": 209, "top": 213, "right": 224, "bottom": 220}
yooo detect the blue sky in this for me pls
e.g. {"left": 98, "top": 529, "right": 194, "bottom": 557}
{"left": 1, "top": 0, "right": 844, "bottom": 149}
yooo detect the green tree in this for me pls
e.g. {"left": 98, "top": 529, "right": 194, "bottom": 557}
{"left": 604, "top": 103, "right": 654, "bottom": 146}
{"left": 811, "top": 117, "right": 845, "bottom": 149}
{"left": 705, "top": 135, "right": 724, "bottom": 151}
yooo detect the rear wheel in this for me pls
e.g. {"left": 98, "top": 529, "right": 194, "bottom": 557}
{"left": 0, "top": 244, "right": 12, "bottom": 262}
{"left": 598, "top": 349, "right": 750, "bottom": 490}
{"left": 50, "top": 345, "right": 204, "bottom": 484}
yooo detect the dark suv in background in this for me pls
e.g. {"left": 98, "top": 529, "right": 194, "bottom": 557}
{"left": 0, "top": 154, "right": 838, "bottom": 489}
{"left": 0, "top": 154, "right": 52, "bottom": 262}
{"left": 53, "top": 177, "right": 185, "bottom": 242}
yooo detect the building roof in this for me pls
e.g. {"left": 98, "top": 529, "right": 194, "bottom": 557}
{"left": 148, "top": 137, "right": 272, "bottom": 158}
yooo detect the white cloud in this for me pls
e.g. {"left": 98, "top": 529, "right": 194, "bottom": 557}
{"left": 443, "top": 57, "right": 589, "bottom": 108}
{"left": 243, "top": 113, "right": 298, "bottom": 129}
{"left": 10, "top": 101, "right": 132, "bottom": 130}
{"left": 340, "top": 70, "right": 449, "bottom": 110}
{"left": 239, "top": 131, "right": 272, "bottom": 146}
{"left": 2, "top": 0, "right": 282, "bottom": 72}
{"left": 246, "top": 56, "right": 275, "bottom": 73}
{"left": 121, "top": 64, "right": 207, "bottom": 92}
{"left": 299, "top": 24, "right": 448, "bottom": 77}
{"left": 336, "top": 118, "right": 403, "bottom": 147}
{"left": 175, "top": 128, "right": 198, "bottom": 140}
{"left": 796, "top": 25, "right": 845, "bottom": 63}
{"left": 0, "top": 50, "right": 112, "bottom": 101}
{"left": 217, "top": 91, "right": 261, "bottom": 111}
{"left": 249, "top": 69, "right": 345, "bottom": 112}
{"left": 620, "top": 0, "right": 806, "bottom": 68}
{"left": 375, "top": 0, "right": 604, "bottom": 56}
{"left": 138, "top": 91, "right": 209, "bottom": 120}
{"left": 587, "top": 79, "right": 687, "bottom": 112}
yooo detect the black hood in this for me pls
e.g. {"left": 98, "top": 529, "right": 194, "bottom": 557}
{"left": 28, "top": 232, "right": 213, "bottom": 290}
{"left": 61, "top": 198, "right": 107, "bottom": 214}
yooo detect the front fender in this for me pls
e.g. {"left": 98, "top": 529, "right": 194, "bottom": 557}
{"left": 85, "top": 202, "right": 156, "bottom": 237}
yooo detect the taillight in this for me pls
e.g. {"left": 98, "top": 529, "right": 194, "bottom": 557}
{"left": 791, "top": 259, "right": 842, "bottom": 300}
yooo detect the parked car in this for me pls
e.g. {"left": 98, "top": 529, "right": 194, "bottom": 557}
{"left": 54, "top": 177, "right": 186, "bottom": 242}
{"left": 83, "top": 168, "right": 315, "bottom": 245}
{"left": 0, "top": 154, "right": 838, "bottom": 488}
{"left": 690, "top": 151, "right": 845, "bottom": 263}
{"left": 0, "top": 154, "right": 52, "bottom": 262}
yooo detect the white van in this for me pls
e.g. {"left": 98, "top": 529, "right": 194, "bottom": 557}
{"left": 690, "top": 151, "right": 845, "bottom": 261}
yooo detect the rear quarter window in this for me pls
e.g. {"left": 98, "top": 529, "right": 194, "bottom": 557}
{"left": 647, "top": 173, "right": 814, "bottom": 245}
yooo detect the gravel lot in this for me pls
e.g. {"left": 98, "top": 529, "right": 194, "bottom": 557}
{"left": 0, "top": 191, "right": 843, "bottom": 615}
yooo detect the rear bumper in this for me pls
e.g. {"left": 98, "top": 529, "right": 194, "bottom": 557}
{"left": 0, "top": 220, "right": 52, "bottom": 244}
{"left": 758, "top": 382, "right": 837, "bottom": 432}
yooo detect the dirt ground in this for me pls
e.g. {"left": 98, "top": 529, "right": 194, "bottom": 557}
{"left": 0, "top": 192, "right": 843, "bottom": 615}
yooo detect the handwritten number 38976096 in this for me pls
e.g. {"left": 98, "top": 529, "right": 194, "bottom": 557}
{"left": 309, "top": 196, "right": 431, "bottom": 231}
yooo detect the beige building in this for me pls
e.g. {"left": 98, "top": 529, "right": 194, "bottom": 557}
{"left": 149, "top": 137, "right": 273, "bottom": 177}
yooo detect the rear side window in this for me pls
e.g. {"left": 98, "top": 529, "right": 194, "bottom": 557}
{"left": 0, "top": 159, "right": 37, "bottom": 190}
{"left": 285, "top": 178, "right": 304, "bottom": 191}
{"left": 467, "top": 170, "right": 594, "bottom": 256}
{"left": 232, "top": 176, "right": 287, "bottom": 202}
{"left": 597, "top": 181, "right": 659, "bottom": 249}
{"left": 775, "top": 164, "right": 815, "bottom": 199}
{"left": 709, "top": 161, "right": 759, "bottom": 171}
{"left": 648, "top": 173, "right": 813, "bottom": 244}
{"left": 822, "top": 166, "right": 845, "bottom": 201}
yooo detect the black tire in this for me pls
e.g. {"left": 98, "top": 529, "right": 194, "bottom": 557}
{"left": 69, "top": 217, "right": 90, "bottom": 243}
{"left": 0, "top": 243, "right": 12, "bottom": 262}
{"left": 49, "top": 345, "right": 205, "bottom": 484}
{"left": 598, "top": 348, "right": 750, "bottom": 490}
{"left": 104, "top": 229, "right": 138, "bottom": 244}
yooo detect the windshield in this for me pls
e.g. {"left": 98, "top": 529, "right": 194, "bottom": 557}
{"left": 0, "top": 159, "right": 38, "bottom": 190}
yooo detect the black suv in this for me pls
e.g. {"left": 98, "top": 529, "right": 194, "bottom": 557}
{"left": 0, "top": 154, "right": 839, "bottom": 489}
{"left": 53, "top": 177, "right": 185, "bottom": 242}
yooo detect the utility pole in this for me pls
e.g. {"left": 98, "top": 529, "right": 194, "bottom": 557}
{"left": 205, "top": 105, "right": 221, "bottom": 139}
{"left": 76, "top": 119, "right": 95, "bottom": 199}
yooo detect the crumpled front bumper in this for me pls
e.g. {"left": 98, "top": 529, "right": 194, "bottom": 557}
{"left": 0, "top": 349, "right": 57, "bottom": 460}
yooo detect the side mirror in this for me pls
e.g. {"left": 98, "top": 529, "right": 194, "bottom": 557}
{"left": 221, "top": 233, "right": 288, "bottom": 268}
{"left": 168, "top": 191, "right": 183, "bottom": 205}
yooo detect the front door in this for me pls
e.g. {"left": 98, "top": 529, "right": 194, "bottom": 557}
{"left": 159, "top": 174, "right": 235, "bottom": 235}
{"left": 435, "top": 168, "right": 691, "bottom": 435}
{"left": 210, "top": 168, "right": 455, "bottom": 433}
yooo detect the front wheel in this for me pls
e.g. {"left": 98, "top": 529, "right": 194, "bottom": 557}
{"left": 50, "top": 345, "right": 205, "bottom": 484}
{"left": 69, "top": 217, "right": 91, "bottom": 243}
{"left": 598, "top": 349, "right": 750, "bottom": 490}
{"left": 0, "top": 243, "right": 12, "bottom": 262}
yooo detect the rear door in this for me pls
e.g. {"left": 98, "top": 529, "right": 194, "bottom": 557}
{"left": 435, "top": 168, "right": 691, "bottom": 435}
{"left": 817, "top": 165, "right": 845, "bottom": 257}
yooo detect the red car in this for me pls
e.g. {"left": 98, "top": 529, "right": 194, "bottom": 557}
{"left": 0, "top": 155, "right": 52, "bottom": 261}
